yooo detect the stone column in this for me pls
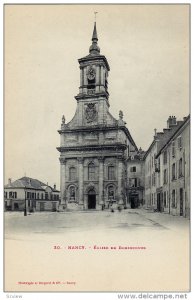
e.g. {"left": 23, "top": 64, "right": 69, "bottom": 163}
{"left": 83, "top": 67, "right": 88, "bottom": 94}
{"left": 100, "top": 66, "right": 104, "bottom": 85}
{"left": 78, "top": 158, "right": 84, "bottom": 208}
{"left": 118, "top": 156, "right": 124, "bottom": 205}
{"left": 83, "top": 67, "right": 87, "bottom": 85}
{"left": 80, "top": 67, "right": 84, "bottom": 86}
{"left": 96, "top": 64, "right": 100, "bottom": 82}
{"left": 99, "top": 157, "right": 104, "bottom": 207}
{"left": 59, "top": 157, "right": 66, "bottom": 210}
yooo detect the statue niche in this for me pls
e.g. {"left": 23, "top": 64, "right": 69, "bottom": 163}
{"left": 69, "top": 186, "right": 76, "bottom": 203}
{"left": 108, "top": 186, "right": 115, "bottom": 202}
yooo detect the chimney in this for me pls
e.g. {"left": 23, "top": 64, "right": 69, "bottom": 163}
{"left": 8, "top": 178, "right": 11, "bottom": 185}
{"left": 172, "top": 116, "right": 177, "bottom": 124}
{"left": 54, "top": 184, "right": 56, "bottom": 190}
{"left": 167, "top": 116, "right": 177, "bottom": 128}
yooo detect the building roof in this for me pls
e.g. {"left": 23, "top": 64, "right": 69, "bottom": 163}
{"left": 143, "top": 116, "right": 189, "bottom": 160}
{"left": 4, "top": 176, "right": 60, "bottom": 192}
{"left": 4, "top": 176, "right": 46, "bottom": 190}
{"left": 155, "top": 114, "right": 190, "bottom": 158}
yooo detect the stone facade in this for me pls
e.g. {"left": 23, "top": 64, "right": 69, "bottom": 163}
{"left": 155, "top": 116, "right": 190, "bottom": 218}
{"left": 57, "top": 23, "right": 138, "bottom": 211}
{"left": 144, "top": 116, "right": 190, "bottom": 218}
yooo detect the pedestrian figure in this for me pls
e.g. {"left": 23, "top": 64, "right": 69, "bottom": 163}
{"left": 118, "top": 206, "right": 122, "bottom": 212}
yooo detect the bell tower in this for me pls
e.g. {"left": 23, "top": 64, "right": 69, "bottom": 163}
{"left": 57, "top": 18, "right": 138, "bottom": 211}
{"left": 75, "top": 22, "right": 110, "bottom": 106}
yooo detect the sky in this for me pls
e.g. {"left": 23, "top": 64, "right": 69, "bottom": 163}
{"left": 4, "top": 4, "right": 189, "bottom": 188}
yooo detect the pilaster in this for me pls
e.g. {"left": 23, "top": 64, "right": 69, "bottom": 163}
{"left": 59, "top": 157, "right": 66, "bottom": 209}
{"left": 99, "top": 156, "right": 104, "bottom": 206}
{"left": 95, "top": 65, "right": 100, "bottom": 93}
{"left": 118, "top": 156, "right": 125, "bottom": 205}
{"left": 83, "top": 67, "right": 87, "bottom": 86}
{"left": 78, "top": 157, "right": 84, "bottom": 206}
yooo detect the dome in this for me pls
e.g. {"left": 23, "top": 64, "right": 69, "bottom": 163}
{"left": 89, "top": 43, "right": 100, "bottom": 55}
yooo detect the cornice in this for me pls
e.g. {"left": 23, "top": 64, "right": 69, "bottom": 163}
{"left": 57, "top": 144, "right": 127, "bottom": 153}
{"left": 75, "top": 91, "right": 109, "bottom": 101}
{"left": 78, "top": 54, "right": 110, "bottom": 71}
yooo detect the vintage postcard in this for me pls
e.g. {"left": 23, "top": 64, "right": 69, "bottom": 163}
{"left": 4, "top": 4, "right": 190, "bottom": 293}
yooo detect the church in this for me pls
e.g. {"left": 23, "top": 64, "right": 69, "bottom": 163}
{"left": 57, "top": 22, "right": 143, "bottom": 210}
{"left": 57, "top": 21, "right": 143, "bottom": 211}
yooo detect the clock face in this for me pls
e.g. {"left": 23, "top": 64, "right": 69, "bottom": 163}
{"left": 87, "top": 67, "right": 95, "bottom": 80}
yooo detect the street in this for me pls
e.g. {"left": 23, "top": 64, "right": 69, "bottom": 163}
{"left": 4, "top": 209, "right": 190, "bottom": 292}
{"left": 5, "top": 208, "right": 189, "bottom": 239}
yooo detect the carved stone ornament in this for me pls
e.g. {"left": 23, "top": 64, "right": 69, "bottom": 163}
{"left": 87, "top": 66, "right": 96, "bottom": 80}
{"left": 85, "top": 103, "right": 97, "bottom": 123}
{"left": 59, "top": 157, "right": 66, "bottom": 164}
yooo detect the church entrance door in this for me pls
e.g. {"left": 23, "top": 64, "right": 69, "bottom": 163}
{"left": 88, "top": 189, "right": 96, "bottom": 209}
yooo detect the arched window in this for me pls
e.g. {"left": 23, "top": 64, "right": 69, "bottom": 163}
{"left": 69, "top": 167, "right": 76, "bottom": 181}
{"left": 108, "top": 166, "right": 115, "bottom": 180}
{"left": 88, "top": 163, "right": 95, "bottom": 180}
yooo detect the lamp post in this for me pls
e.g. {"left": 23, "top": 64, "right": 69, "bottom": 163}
{"left": 24, "top": 188, "right": 27, "bottom": 216}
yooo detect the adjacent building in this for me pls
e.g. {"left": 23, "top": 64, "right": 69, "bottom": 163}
{"left": 126, "top": 149, "right": 145, "bottom": 208}
{"left": 4, "top": 177, "right": 60, "bottom": 212}
{"left": 144, "top": 115, "right": 190, "bottom": 218}
{"left": 155, "top": 115, "right": 190, "bottom": 218}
